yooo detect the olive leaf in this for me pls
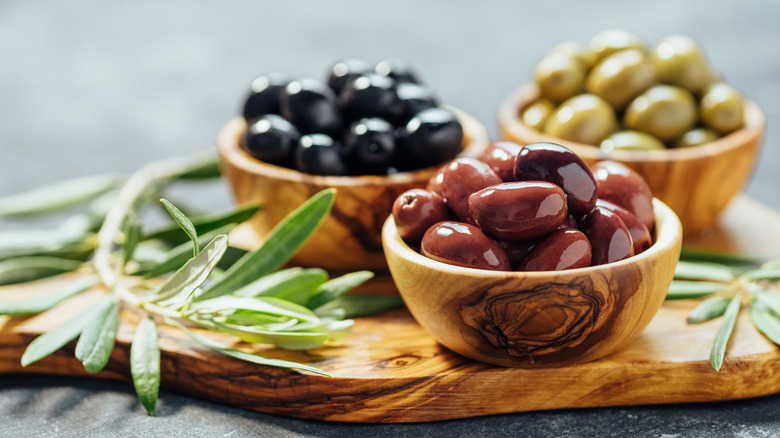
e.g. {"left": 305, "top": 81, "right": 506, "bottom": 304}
{"left": 143, "top": 204, "right": 260, "bottom": 246}
{"left": 190, "top": 296, "right": 320, "bottom": 323}
{"left": 306, "top": 271, "right": 374, "bottom": 310}
{"left": 0, "top": 228, "right": 92, "bottom": 260}
{"left": 0, "top": 275, "right": 97, "bottom": 315}
{"left": 679, "top": 247, "right": 764, "bottom": 268}
{"left": 122, "top": 220, "right": 143, "bottom": 270}
{"left": 750, "top": 303, "right": 780, "bottom": 345}
{"left": 205, "top": 321, "right": 330, "bottom": 350}
{"left": 232, "top": 268, "right": 328, "bottom": 305}
{"left": 315, "top": 294, "right": 404, "bottom": 319}
{"left": 687, "top": 296, "right": 731, "bottom": 324}
{"left": 167, "top": 153, "right": 221, "bottom": 181}
{"left": 131, "top": 316, "right": 160, "bottom": 416}
{"left": 134, "top": 227, "right": 232, "bottom": 278}
{"left": 743, "top": 268, "right": 780, "bottom": 282}
{"left": 159, "top": 199, "right": 199, "bottom": 257}
{"left": 666, "top": 280, "right": 729, "bottom": 300}
{"left": 0, "top": 174, "right": 125, "bottom": 217}
{"left": 710, "top": 295, "right": 742, "bottom": 372}
{"left": 674, "top": 260, "right": 735, "bottom": 282}
{"left": 76, "top": 300, "right": 120, "bottom": 373}
{"left": 196, "top": 189, "right": 335, "bottom": 302}
{"left": 0, "top": 256, "right": 84, "bottom": 285}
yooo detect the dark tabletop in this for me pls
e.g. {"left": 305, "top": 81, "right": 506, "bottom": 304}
{"left": 2, "top": 0, "right": 780, "bottom": 436}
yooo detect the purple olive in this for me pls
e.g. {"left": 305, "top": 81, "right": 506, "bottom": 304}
{"left": 468, "top": 181, "right": 568, "bottom": 241}
{"left": 518, "top": 228, "right": 592, "bottom": 271}
{"left": 581, "top": 206, "right": 634, "bottom": 266}
{"left": 498, "top": 239, "right": 538, "bottom": 270}
{"left": 592, "top": 160, "right": 655, "bottom": 230}
{"left": 421, "top": 221, "right": 510, "bottom": 271}
{"left": 596, "top": 199, "right": 652, "bottom": 255}
{"left": 514, "top": 142, "right": 598, "bottom": 215}
{"left": 392, "top": 189, "right": 450, "bottom": 245}
{"left": 480, "top": 141, "right": 523, "bottom": 182}
{"left": 440, "top": 157, "right": 503, "bottom": 224}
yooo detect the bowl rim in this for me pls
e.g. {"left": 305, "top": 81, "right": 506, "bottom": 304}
{"left": 497, "top": 83, "right": 766, "bottom": 164}
{"left": 217, "top": 106, "right": 490, "bottom": 188}
{"left": 382, "top": 197, "right": 682, "bottom": 279}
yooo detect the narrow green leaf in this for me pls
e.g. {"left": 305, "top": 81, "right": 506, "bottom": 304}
{"left": 710, "top": 295, "right": 742, "bottom": 371}
{"left": 675, "top": 260, "right": 735, "bottom": 282}
{"left": 233, "top": 268, "right": 328, "bottom": 305}
{"left": 743, "top": 268, "right": 780, "bottom": 281}
{"left": 666, "top": 280, "right": 729, "bottom": 300}
{"left": 0, "top": 174, "right": 124, "bottom": 217}
{"left": 75, "top": 299, "right": 117, "bottom": 360}
{"left": 0, "top": 275, "right": 97, "bottom": 315}
{"left": 130, "top": 317, "right": 160, "bottom": 415}
{"left": 81, "top": 302, "right": 120, "bottom": 373}
{"left": 0, "top": 256, "right": 84, "bottom": 285}
{"left": 315, "top": 294, "right": 404, "bottom": 318}
{"left": 148, "top": 235, "right": 228, "bottom": 305}
{"left": 169, "top": 153, "right": 221, "bottom": 180}
{"left": 168, "top": 319, "right": 330, "bottom": 377}
{"left": 143, "top": 204, "right": 260, "bottom": 246}
{"left": 136, "top": 228, "right": 240, "bottom": 278}
{"left": 306, "top": 271, "right": 374, "bottom": 309}
{"left": 0, "top": 228, "right": 91, "bottom": 260}
{"left": 751, "top": 303, "right": 780, "bottom": 345}
{"left": 680, "top": 247, "right": 764, "bottom": 268}
{"left": 687, "top": 297, "right": 731, "bottom": 324}
{"left": 208, "top": 321, "right": 330, "bottom": 350}
{"left": 197, "top": 189, "right": 335, "bottom": 302}
{"left": 190, "top": 296, "right": 319, "bottom": 323}
{"left": 122, "top": 221, "right": 143, "bottom": 269}
{"left": 21, "top": 295, "right": 113, "bottom": 367}
{"left": 751, "top": 285, "right": 780, "bottom": 316}
{"left": 160, "top": 199, "right": 198, "bottom": 257}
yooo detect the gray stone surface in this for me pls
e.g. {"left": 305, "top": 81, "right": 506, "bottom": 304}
{"left": 1, "top": 0, "right": 779, "bottom": 436}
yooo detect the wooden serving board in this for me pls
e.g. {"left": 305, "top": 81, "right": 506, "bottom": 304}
{"left": 2, "top": 196, "right": 780, "bottom": 423}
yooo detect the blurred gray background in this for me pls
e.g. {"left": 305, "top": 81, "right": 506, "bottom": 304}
{"left": 2, "top": 0, "right": 780, "bottom": 437}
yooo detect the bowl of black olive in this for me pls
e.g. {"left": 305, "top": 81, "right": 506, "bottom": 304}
{"left": 218, "top": 58, "right": 489, "bottom": 273}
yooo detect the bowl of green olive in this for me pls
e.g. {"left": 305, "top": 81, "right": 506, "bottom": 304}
{"left": 498, "top": 30, "right": 765, "bottom": 234}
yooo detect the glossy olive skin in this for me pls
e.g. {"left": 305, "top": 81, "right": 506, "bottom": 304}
{"left": 585, "top": 49, "right": 656, "bottom": 110}
{"left": 338, "top": 73, "right": 402, "bottom": 122}
{"left": 401, "top": 108, "right": 464, "bottom": 167}
{"left": 242, "top": 73, "right": 291, "bottom": 120}
{"left": 592, "top": 161, "right": 655, "bottom": 230}
{"left": 700, "top": 83, "right": 745, "bottom": 134}
{"left": 498, "top": 239, "right": 537, "bottom": 270}
{"left": 596, "top": 199, "right": 652, "bottom": 255}
{"left": 534, "top": 53, "right": 586, "bottom": 103}
{"left": 426, "top": 165, "right": 446, "bottom": 196}
{"left": 518, "top": 228, "right": 592, "bottom": 271}
{"left": 392, "top": 189, "right": 450, "bottom": 245}
{"left": 588, "top": 29, "right": 646, "bottom": 62}
{"left": 396, "top": 82, "right": 439, "bottom": 123}
{"left": 480, "top": 141, "right": 523, "bottom": 182}
{"left": 326, "top": 58, "right": 372, "bottom": 95}
{"left": 674, "top": 127, "right": 720, "bottom": 148}
{"left": 600, "top": 130, "right": 665, "bottom": 153}
{"left": 548, "top": 40, "right": 597, "bottom": 69}
{"left": 343, "top": 117, "right": 396, "bottom": 174}
{"left": 624, "top": 85, "right": 697, "bottom": 142}
{"left": 543, "top": 94, "right": 616, "bottom": 145}
{"left": 241, "top": 114, "right": 301, "bottom": 167}
{"left": 581, "top": 206, "right": 634, "bottom": 266}
{"left": 375, "top": 59, "right": 422, "bottom": 84}
{"left": 468, "top": 181, "right": 568, "bottom": 242}
{"left": 280, "top": 79, "right": 342, "bottom": 135}
{"left": 440, "top": 158, "right": 503, "bottom": 224}
{"left": 651, "top": 35, "right": 715, "bottom": 94}
{"left": 521, "top": 99, "right": 555, "bottom": 132}
{"left": 295, "top": 134, "right": 348, "bottom": 176}
{"left": 514, "top": 142, "right": 598, "bottom": 215}
{"left": 421, "top": 221, "right": 510, "bottom": 271}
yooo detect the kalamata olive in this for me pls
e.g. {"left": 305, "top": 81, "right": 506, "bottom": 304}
{"left": 623, "top": 85, "right": 697, "bottom": 142}
{"left": 585, "top": 49, "right": 656, "bottom": 110}
{"left": 392, "top": 189, "right": 450, "bottom": 245}
{"left": 558, "top": 215, "right": 579, "bottom": 230}
{"left": 521, "top": 99, "right": 555, "bottom": 132}
{"left": 547, "top": 40, "right": 597, "bottom": 69}
{"left": 591, "top": 160, "right": 655, "bottom": 230}
{"left": 543, "top": 94, "right": 616, "bottom": 145}
{"left": 480, "top": 141, "right": 523, "bottom": 182}
{"left": 700, "top": 83, "right": 745, "bottom": 135}
{"left": 468, "top": 181, "right": 568, "bottom": 242}
{"left": 421, "top": 221, "right": 510, "bottom": 271}
{"left": 600, "top": 130, "right": 666, "bottom": 153}
{"left": 581, "top": 207, "right": 634, "bottom": 266}
{"left": 596, "top": 199, "right": 652, "bottom": 255}
{"left": 514, "top": 142, "right": 598, "bottom": 215}
{"left": 674, "top": 127, "right": 720, "bottom": 148}
{"left": 651, "top": 35, "right": 716, "bottom": 94}
{"left": 440, "top": 158, "right": 503, "bottom": 224}
{"left": 518, "top": 228, "right": 592, "bottom": 271}
{"left": 498, "top": 239, "right": 537, "bottom": 270}
{"left": 534, "top": 53, "right": 586, "bottom": 103}
{"left": 588, "top": 29, "right": 646, "bottom": 62}
{"left": 426, "top": 165, "right": 446, "bottom": 197}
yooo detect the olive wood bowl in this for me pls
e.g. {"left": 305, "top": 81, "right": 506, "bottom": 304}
{"left": 382, "top": 198, "right": 682, "bottom": 368}
{"left": 218, "top": 108, "right": 489, "bottom": 273}
{"left": 497, "top": 83, "right": 765, "bottom": 235}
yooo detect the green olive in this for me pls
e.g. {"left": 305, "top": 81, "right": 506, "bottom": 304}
{"left": 600, "top": 130, "right": 666, "bottom": 153}
{"left": 585, "top": 49, "right": 657, "bottom": 109}
{"left": 674, "top": 128, "right": 720, "bottom": 148}
{"left": 700, "top": 82, "right": 745, "bottom": 134}
{"left": 547, "top": 40, "right": 597, "bottom": 69}
{"left": 651, "top": 35, "right": 717, "bottom": 94}
{"left": 521, "top": 99, "right": 555, "bottom": 131}
{"left": 534, "top": 53, "right": 586, "bottom": 103}
{"left": 543, "top": 94, "right": 617, "bottom": 145}
{"left": 588, "top": 29, "right": 646, "bottom": 62}
{"left": 624, "top": 85, "right": 697, "bottom": 142}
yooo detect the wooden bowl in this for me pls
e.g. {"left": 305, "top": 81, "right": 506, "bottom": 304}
{"left": 382, "top": 198, "right": 682, "bottom": 368}
{"left": 218, "top": 108, "right": 489, "bottom": 273}
{"left": 497, "top": 84, "right": 765, "bottom": 235}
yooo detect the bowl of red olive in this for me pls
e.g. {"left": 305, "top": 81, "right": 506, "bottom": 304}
{"left": 382, "top": 141, "right": 682, "bottom": 367}
{"left": 497, "top": 30, "right": 765, "bottom": 235}
{"left": 218, "top": 59, "right": 489, "bottom": 273}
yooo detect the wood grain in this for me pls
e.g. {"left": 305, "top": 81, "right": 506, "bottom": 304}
{"left": 217, "top": 108, "right": 489, "bottom": 274}
{"left": 1, "top": 196, "right": 780, "bottom": 423}
{"left": 497, "top": 84, "right": 765, "bottom": 235}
